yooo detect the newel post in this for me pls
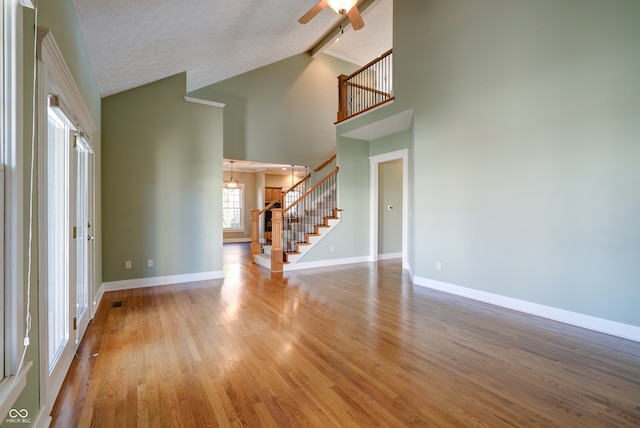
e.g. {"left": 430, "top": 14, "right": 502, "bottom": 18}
{"left": 250, "top": 209, "right": 260, "bottom": 263}
{"left": 270, "top": 208, "right": 284, "bottom": 272}
{"left": 337, "top": 74, "right": 348, "bottom": 122}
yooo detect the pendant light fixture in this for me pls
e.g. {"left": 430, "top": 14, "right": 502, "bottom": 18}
{"left": 224, "top": 160, "right": 238, "bottom": 188}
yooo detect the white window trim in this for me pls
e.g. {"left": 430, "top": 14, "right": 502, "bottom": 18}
{"left": 0, "top": 0, "right": 29, "bottom": 419}
{"left": 223, "top": 183, "right": 245, "bottom": 232}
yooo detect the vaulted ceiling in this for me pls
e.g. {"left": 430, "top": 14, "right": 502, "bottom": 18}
{"left": 71, "top": 0, "right": 393, "bottom": 97}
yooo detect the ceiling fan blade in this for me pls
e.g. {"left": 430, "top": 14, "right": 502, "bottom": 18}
{"left": 299, "top": 0, "right": 328, "bottom": 24}
{"left": 347, "top": 6, "right": 365, "bottom": 30}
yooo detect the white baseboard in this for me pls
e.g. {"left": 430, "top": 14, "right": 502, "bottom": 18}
{"left": 283, "top": 256, "right": 370, "bottom": 271}
{"left": 414, "top": 276, "right": 640, "bottom": 343}
{"left": 93, "top": 284, "right": 105, "bottom": 315}
{"left": 223, "top": 238, "right": 251, "bottom": 243}
{"left": 31, "top": 403, "right": 51, "bottom": 428}
{"left": 378, "top": 252, "right": 402, "bottom": 260}
{"left": 101, "top": 270, "right": 225, "bottom": 293}
{"left": 406, "top": 265, "right": 415, "bottom": 282}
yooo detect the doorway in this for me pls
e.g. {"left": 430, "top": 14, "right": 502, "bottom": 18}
{"left": 378, "top": 159, "right": 403, "bottom": 260}
{"left": 369, "top": 149, "right": 409, "bottom": 269}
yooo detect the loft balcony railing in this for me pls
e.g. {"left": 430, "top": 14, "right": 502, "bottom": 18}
{"left": 337, "top": 49, "right": 393, "bottom": 123}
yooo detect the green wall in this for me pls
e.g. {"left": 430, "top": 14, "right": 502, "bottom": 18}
{"left": 390, "top": 0, "right": 640, "bottom": 325}
{"left": 10, "top": 0, "right": 103, "bottom": 423}
{"left": 188, "top": 53, "right": 358, "bottom": 169}
{"left": 370, "top": 130, "right": 411, "bottom": 158}
{"left": 300, "top": 129, "right": 411, "bottom": 264}
{"left": 102, "top": 73, "right": 223, "bottom": 282}
{"left": 300, "top": 137, "right": 370, "bottom": 263}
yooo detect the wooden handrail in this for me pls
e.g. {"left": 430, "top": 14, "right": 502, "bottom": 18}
{"left": 284, "top": 167, "right": 339, "bottom": 213}
{"left": 346, "top": 49, "right": 392, "bottom": 80}
{"left": 259, "top": 173, "right": 311, "bottom": 216}
{"left": 314, "top": 154, "right": 336, "bottom": 172}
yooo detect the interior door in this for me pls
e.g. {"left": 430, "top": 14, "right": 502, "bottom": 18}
{"left": 73, "top": 135, "right": 94, "bottom": 344}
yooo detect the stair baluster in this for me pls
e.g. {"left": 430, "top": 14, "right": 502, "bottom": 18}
{"left": 282, "top": 167, "right": 339, "bottom": 262}
{"left": 251, "top": 163, "right": 340, "bottom": 272}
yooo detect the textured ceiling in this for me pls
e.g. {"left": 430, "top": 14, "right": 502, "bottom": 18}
{"left": 72, "top": 0, "right": 392, "bottom": 97}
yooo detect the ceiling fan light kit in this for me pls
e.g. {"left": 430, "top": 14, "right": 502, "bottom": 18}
{"left": 326, "top": 0, "right": 358, "bottom": 14}
{"left": 299, "top": 0, "right": 365, "bottom": 30}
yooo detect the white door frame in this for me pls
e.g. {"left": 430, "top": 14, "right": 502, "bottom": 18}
{"left": 72, "top": 135, "right": 94, "bottom": 345}
{"left": 369, "top": 148, "right": 409, "bottom": 269}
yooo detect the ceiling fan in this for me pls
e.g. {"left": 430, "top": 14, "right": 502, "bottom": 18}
{"left": 299, "top": 0, "right": 365, "bottom": 30}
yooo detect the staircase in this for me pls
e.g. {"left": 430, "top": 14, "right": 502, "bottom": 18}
{"left": 251, "top": 166, "right": 341, "bottom": 272}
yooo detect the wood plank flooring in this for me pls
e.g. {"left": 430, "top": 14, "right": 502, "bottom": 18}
{"left": 51, "top": 257, "right": 640, "bottom": 427}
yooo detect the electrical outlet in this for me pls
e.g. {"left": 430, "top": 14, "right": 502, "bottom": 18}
{"left": 147, "top": 259, "right": 154, "bottom": 267}
{"left": 125, "top": 260, "right": 132, "bottom": 269}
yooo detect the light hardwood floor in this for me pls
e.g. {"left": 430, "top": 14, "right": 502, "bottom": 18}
{"left": 51, "top": 257, "right": 640, "bottom": 427}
